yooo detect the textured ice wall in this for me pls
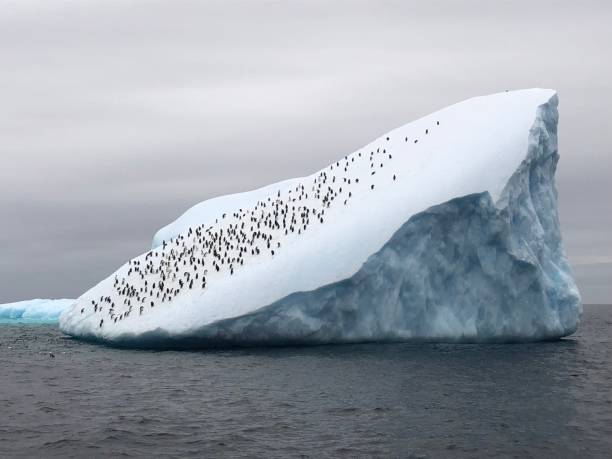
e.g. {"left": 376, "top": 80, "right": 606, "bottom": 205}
{"left": 107, "top": 95, "right": 581, "bottom": 348}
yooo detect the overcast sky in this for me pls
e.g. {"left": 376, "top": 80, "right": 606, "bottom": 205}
{"left": 1, "top": 0, "right": 610, "bottom": 304}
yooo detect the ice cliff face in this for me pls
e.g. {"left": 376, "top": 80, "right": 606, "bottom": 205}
{"left": 195, "top": 97, "right": 579, "bottom": 345}
{"left": 60, "top": 89, "right": 581, "bottom": 347}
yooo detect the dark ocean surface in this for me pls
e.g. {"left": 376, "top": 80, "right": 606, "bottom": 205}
{"left": 1, "top": 305, "right": 611, "bottom": 458}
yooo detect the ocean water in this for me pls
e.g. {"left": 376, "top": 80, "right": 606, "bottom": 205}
{"left": 1, "top": 305, "right": 611, "bottom": 458}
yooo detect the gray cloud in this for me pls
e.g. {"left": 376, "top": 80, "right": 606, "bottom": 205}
{"left": 1, "top": 0, "right": 610, "bottom": 303}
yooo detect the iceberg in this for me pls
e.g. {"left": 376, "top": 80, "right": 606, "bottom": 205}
{"left": 60, "top": 88, "right": 581, "bottom": 347}
{"left": 1, "top": 299, "right": 75, "bottom": 324}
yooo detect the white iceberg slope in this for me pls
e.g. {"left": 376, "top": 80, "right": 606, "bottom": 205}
{"left": 60, "top": 89, "right": 581, "bottom": 347}
{"left": 1, "top": 299, "right": 75, "bottom": 324}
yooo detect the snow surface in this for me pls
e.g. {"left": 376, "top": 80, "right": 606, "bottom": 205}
{"left": 60, "top": 88, "right": 581, "bottom": 347}
{"left": 1, "top": 299, "right": 74, "bottom": 324}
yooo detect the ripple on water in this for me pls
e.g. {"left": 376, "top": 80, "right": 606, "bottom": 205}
{"left": 0, "top": 308, "right": 611, "bottom": 457}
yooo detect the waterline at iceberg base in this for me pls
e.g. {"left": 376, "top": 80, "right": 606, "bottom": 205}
{"left": 60, "top": 89, "right": 581, "bottom": 348}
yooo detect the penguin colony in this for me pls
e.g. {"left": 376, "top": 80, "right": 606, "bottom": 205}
{"left": 82, "top": 123, "right": 440, "bottom": 329}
